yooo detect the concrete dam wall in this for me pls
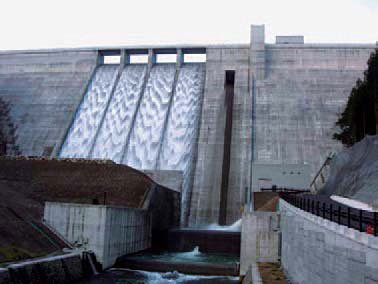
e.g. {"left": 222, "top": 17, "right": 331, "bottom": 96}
{"left": 0, "top": 25, "right": 376, "bottom": 227}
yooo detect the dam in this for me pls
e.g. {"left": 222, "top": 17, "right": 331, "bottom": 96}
{"left": 0, "top": 25, "right": 376, "bottom": 229}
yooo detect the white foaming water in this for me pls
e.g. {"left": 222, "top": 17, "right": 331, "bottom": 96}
{"left": 124, "top": 64, "right": 176, "bottom": 169}
{"left": 60, "top": 65, "right": 118, "bottom": 158}
{"left": 157, "top": 64, "right": 205, "bottom": 220}
{"left": 91, "top": 65, "right": 147, "bottom": 162}
{"left": 158, "top": 64, "right": 205, "bottom": 171}
{"left": 205, "top": 219, "right": 242, "bottom": 231}
{"left": 110, "top": 268, "right": 238, "bottom": 284}
{"left": 174, "top": 246, "right": 201, "bottom": 260}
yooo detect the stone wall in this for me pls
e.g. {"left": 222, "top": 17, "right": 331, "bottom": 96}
{"left": 0, "top": 50, "right": 97, "bottom": 156}
{"left": 44, "top": 202, "right": 152, "bottom": 269}
{"left": 280, "top": 198, "right": 378, "bottom": 284}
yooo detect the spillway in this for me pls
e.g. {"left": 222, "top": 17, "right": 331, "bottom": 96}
{"left": 158, "top": 64, "right": 205, "bottom": 219}
{"left": 60, "top": 65, "right": 118, "bottom": 158}
{"left": 58, "top": 62, "right": 206, "bottom": 223}
{"left": 158, "top": 64, "right": 205, "bottom": 171}
{"left": 124, "top": 64, "right": 176, "bottom": 169}
{"left": 91, "top": 65, "right": 147, "bottom": 162}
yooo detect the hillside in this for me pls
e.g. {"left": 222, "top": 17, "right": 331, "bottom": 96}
{"left": 319, "top": 135, "right": 378, "bottom": 206}
{"left": 0, "top": 157, "right": 154, "bottom": 264}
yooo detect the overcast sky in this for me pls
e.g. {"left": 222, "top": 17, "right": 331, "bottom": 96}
{"left": 1, "top": 0, "right": 377, "bottom": 50}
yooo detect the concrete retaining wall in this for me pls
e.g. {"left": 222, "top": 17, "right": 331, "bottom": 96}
{"left": 6, "top": 253, "right": 82, "bottom": 283}
{"left": 240, "top": 211, "right": 280, "bottom": 275}
{"left": 280, "top": 199, "right": 378, "bottom": 284}
{"left": 44, "top": 202, "right": 151, "bottom": 269}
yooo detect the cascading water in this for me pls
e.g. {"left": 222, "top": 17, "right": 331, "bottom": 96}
{"left": 60, "top": 65, "right": 118, "bottom": 158}
{"left": 107, "top": 269, "right": 239, "bottom": 284}
{"left": 204, "top": 219, "right": 242, "bottom": 231}
{"left": 90, "top": 65, "right": 147, "bottom": 162}
{"left": 124, "top": 64, "right": 176, "bottom": 169}
{"left": 157, "top": 63, "right": 205, "bottom": 221}
{"left": 158, "top": 64, "right": 205, "bottom": 169}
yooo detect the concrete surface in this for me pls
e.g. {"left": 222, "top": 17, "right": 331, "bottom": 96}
{"left": 240, "top": 211, "right": 280, "bottom": 276}
{"left": 44, "top": 202, "right": 152, "bottom": 269}
{"left": 251, "top": 163, "right": 311, "bottom": 191}
{"left": 0, "top": 50, "right": 97, "bottom": 156}
{"left": 276, "top": 36, "right": 304, "bottom": 44}
{"left": 7, "top": 252, "right": 82, "bottom": 284}
{"left": 143, "top": 170, "right": 183, "bottom": 192}
{"left": 280, "top": 198, "right": 378, "bottom": 284}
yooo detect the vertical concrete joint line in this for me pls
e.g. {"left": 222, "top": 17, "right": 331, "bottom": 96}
{"left": 88, "top": 59, "right": 124, "bottom": 158}
{"left": 51, "top": 50, "right": 101, "bottom": 158}
{"left": 120, "top": 55, "right": 154, "bottom": 164}
{"left": 155, "top": 61, "right": 181, "bottom": 170}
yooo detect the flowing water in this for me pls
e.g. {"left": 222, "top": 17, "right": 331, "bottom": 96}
{"left": 129, "top": 247, "right": 238, "bottom": 265}
{"left": 124, "top": 64, "right": 176, "bottom": 169}
{"left": 91, "top": 65, "right": 147, "bottom": 162}
{"left": 60, "top": 63, "right": 205, "bottom": 179}
{"left": 157, "top": 64, "right": 205, "bottom": 219}
{"left": 158, "top": 64, "right": 205, "bottom": 171}
{"left": 60, "top": 65, "right": 118, "bottom": 158}
{"left": 80, "top": 269, "right": 239, "bottom": 283}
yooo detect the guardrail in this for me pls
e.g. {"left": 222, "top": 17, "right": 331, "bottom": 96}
{"left": 280, "top": 193, "right": 378, "bottom": 237}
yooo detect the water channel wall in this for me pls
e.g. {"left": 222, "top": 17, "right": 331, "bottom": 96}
{"left": 1, "top": 253, "right": 83, "bottom": 283}
{"left": 280, "top": 198, "right": 378, "bottom": 284}
{"left": 44, "top": 202, "right": 152, "bottom": 269}
{"left": 240, "top": 211, "right": 280, "bottom": 275}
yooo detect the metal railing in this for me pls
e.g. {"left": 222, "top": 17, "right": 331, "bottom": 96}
{"left": 280, "top": 193, "right": 378, "bottom": 237}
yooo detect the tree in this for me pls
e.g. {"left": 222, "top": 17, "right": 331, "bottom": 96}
{"left": 0, "top": 98, "right": 20, "bottom": 155}
{"left": 333, "top": 50, "right": 378, "bottom": 146}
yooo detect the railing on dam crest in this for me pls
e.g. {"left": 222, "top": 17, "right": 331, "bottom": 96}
{"left": 280, "top": 193, "right": 378, "bottom": 237}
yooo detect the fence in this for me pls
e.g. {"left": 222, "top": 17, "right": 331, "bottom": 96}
{"left": 280, "top": 193, "right": 378, "bottom": 236}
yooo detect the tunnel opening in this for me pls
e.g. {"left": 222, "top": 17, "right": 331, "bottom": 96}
{"left": 219, "top": 70, "right": 235, "bottom": 225}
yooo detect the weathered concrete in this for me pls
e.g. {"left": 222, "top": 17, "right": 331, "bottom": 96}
{"left": 240, "top": 211, "right": 280, "bottom": 276}
{"left": 251, "top": 163, "right": 311, "bottom": 191}
{"left": 253, "top": 40, "right": 375, "bottom": 181}
{"left": 280, "top": 198, "right": 378, "bottom": 284}
{"left": 44, "top": 202, "right": 152, "bottom": 269}
{"left": 188, "top": 46, "right": 252, "bottom": 226}
{"left": 0, "top": 51, "right": 97, "bottom": 156}
{"left": 143, "top": 170, "right": 183, "bottom": 192}
{"left": 7, "top": 252, "right": 82, "bottom": 284}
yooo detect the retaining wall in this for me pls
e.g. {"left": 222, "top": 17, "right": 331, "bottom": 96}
{"left": 280, "top": 198, "right": 378, "bottom": 284}
{"left": 240, "top": 211, "right": 280, "bottom": 275}
{"left": 44, "top": 202, "right": 152, "bottom": 269}
{"left": 4, "top": 253, "right": 82, "bottom": 283}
